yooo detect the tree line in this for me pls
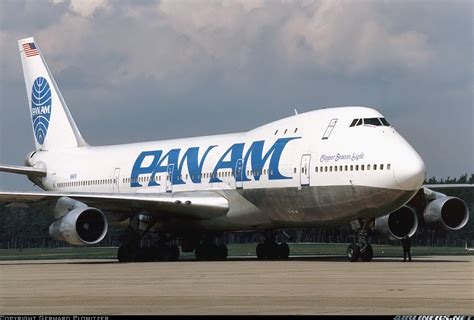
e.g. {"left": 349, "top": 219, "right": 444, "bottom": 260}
{"left": 0, "top": 174, "right": 472, "bottom": 249}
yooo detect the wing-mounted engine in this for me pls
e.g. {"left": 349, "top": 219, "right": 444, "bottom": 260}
{"left": 372, "top": 206, "right": 418, "bottom": 239}
{"left": 422, "top": 189, "right": 469, "bottom": 230}
{"left": 49, "top": 197, "right": 108, "bottom": 245}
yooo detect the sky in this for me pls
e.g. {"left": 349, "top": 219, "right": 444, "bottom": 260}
{"left": 0, "top": 0, "right": 472, "bottom": 191}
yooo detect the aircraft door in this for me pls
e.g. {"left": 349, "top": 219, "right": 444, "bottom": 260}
{"left": 235, "top": 159, "right": 243, "bottom": 189}
{"left": 51, "top": 173, "right": 57, "bottom": 190}
{"left": 113, "top": 168, "right": 121, "bottom": 192}
{"left": 300, "top": 154, "right": 311, "bottom": 186}
{"left": 166, "top": 164, "right": 174, "bottom": 193}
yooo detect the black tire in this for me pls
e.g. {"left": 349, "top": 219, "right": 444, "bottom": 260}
{"left": 117, "top": 245, "right": 135, "bottom": 263}
{"left": 169, "top": 245, "right": 180, "bottom": 261}
{"left": 360, "top": 244, "right": 373, "bottom": 262}
{"left": 347, "top": 243, "right": 360, "bottom": 262}
{"left": 256, "top": 243, "right": 265, "bottom": 260}
{"left": 266, "top": 242, "right": 280, "bottom": 260}
{"left": 195, "top": 245, "right": 206, "bottom": 261}
{"left": 216, "top": 244, "right": 228, "bottom": 260}
{"left": 278, "top": 243, "right": 290, "bottom": 260}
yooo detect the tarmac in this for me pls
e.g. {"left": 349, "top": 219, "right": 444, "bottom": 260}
{"left": 0, "top": 255, "right": 473, "bottom": 315}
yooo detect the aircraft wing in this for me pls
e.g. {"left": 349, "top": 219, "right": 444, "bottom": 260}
{"left": 0, "top": 191, "right": 229, "bottom": 220}
{"left": 423, "top": 184, "right": 474, "bottom": 189}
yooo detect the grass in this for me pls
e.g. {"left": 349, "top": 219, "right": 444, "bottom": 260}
{"left": 0, "top": 243, "right": 472, "bottom": 261}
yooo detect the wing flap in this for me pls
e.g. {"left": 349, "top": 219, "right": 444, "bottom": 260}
{"left": 0, "top": 191, "right": 229, "bottom": 220}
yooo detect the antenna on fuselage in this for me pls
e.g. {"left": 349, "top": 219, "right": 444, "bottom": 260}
{"left": 294, "top": 109, "right": 298, "bottom": 115}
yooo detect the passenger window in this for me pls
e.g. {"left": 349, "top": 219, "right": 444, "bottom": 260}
{"left": 325, "top": 166, "right": 328, "bottom": 172}
{"left": 334, "top": 166, "right": 337, "bottom": 172}
{"left": 387, "top": 164, "right": 391, "bottom": 170}
{"left": 374, "top": 164, "right": 377, "bottom": 170}
{"left": 339, "top": 165, "right": 343, "bottom": 171}
{"left": 361, "top": 165, "right": 364, "bottom": 171}
{"left": 294, "top": 168, "right": 297, "bottom": 174}
{"left": 320, "top": 166, "right": 323, "bottom": 172}
{"left": 355, "top": 165, "right": 359, "bottom": 171}
{"left": 380, "top": 164, "right": 384, "bottom": 170}
{"left": 329, "top": 166, "right": 333, "bottom": 172}
{"left": 345, "top": 165, "right": 348, "bottom": 171}
{"left": 367, "top": 165, "right": 370, "bottom": 170}
{"left": 350, "top": 165, "right": 353, "bottom": 171}
{"left": 315, "top": 167, "right": 318, "bottom": 173}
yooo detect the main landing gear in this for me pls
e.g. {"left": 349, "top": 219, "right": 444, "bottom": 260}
{"left": 195, "top": 234, "right": 228, "bottom": 261}
{"left": 347, "top": 219, "right": 374, "bottom": 262}
{"left": 117, "top": 222, "right": 180, "bottom": 263}
{"left": 256, "top": 232, "right": 290, "bottom": 260}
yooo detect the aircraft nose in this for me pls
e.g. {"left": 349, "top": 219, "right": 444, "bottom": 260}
{"left": 394, "top": 145, "right": 426, "bottom": 191}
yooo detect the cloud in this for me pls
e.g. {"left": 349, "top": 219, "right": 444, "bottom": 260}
{"left": 0, "top": 0, "right": 472, "bottom": 191}
{"left": 49, "top": 0, "right": 110, "bottom": 17}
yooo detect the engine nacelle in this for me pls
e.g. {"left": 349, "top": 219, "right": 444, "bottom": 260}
{"left": 373, "top": 206, "right": 418, "bottom": 240}
{"left": 424, "top": 196, "right": 469, "bottom": 230}
{"left": 49, "top": 207, "right": 108, "bottom": 245}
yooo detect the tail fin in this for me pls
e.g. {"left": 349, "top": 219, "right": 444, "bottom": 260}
{"left": 18, "top": 37, "right": 88, "bottom": 151}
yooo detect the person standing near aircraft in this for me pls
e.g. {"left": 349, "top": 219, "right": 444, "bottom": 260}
{"left": 402, "top": 236, "right": 412, "bottom": 262}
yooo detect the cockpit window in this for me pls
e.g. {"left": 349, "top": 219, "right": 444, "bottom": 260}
{"left": 349, "top": 117, "right": 391, "bottom": 127}
{"left": 379, "top": 118, "right": 390, "bottom": 126}
{"left": 363, "top": 118, "right": 382, "bottom": 126}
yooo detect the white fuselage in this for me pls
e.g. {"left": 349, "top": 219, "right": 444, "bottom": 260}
{"left": 27, "top": 106, "right": 426, "bottom": 231}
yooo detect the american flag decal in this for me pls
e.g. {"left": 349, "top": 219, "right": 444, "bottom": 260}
{"left": 22, "top": 42, "right": 39, "bottom": 58}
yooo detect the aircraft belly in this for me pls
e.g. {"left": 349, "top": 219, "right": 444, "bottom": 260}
{"left": 198, "top": 186, "right": 415, "bottom": 231}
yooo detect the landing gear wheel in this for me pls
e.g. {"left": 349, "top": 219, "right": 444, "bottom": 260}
{"left": 118, "top": 245, "right": 136, "bottom": 263}
{"left": 216, "top": 244, "right": 228, "bottom": 260}
{"left": 360, "top": 244, "right": 373, "bottom": 262}
{"left": 195, "top": 244, "right": 207, "bottom": 261}
{"left": 168, "top": 245, "right": 180, "bottom": 261}
{"left": 278, "top": 243, "right": 290, "bottom": 260}
{"left": 347, "top": 243, "right": 360, "bottom": 262}
{"left": 256, "top": 243, "right": 265, "bottom": 260}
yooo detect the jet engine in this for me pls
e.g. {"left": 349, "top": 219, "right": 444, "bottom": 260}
{"left": 49, "top": 201, "right": 108, "bottom": 245}
{"left": 423, "top": 196, "right": 469, "bottom": 230}
{"left": 373, "top": 206, "right": 418, "bottom": 239}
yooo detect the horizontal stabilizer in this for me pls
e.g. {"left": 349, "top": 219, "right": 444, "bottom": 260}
{"left": 0, "top": 165, "right": 46, "bottom": 177}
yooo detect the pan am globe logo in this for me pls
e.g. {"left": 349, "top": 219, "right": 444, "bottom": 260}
{"left": 31, "top": 77, "right": 52, "bottom": 145}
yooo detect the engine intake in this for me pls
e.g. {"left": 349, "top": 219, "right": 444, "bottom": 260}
{"left": 424, "top": 196, "right": 469, "bottom": 230}
{"left": 49, "top": 207, "right": 108, "bottom": 245}
{"left": 373, "top": 206, "right": 418, "bottom": 239}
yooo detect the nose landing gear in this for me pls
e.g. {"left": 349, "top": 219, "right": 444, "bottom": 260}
{"left": 347, "top": 219, "right": 374, "bottom": 262}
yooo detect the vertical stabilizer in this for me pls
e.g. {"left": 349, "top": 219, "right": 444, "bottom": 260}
{"left": 18, "top": 37, "right": 88, "bottom": 151}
